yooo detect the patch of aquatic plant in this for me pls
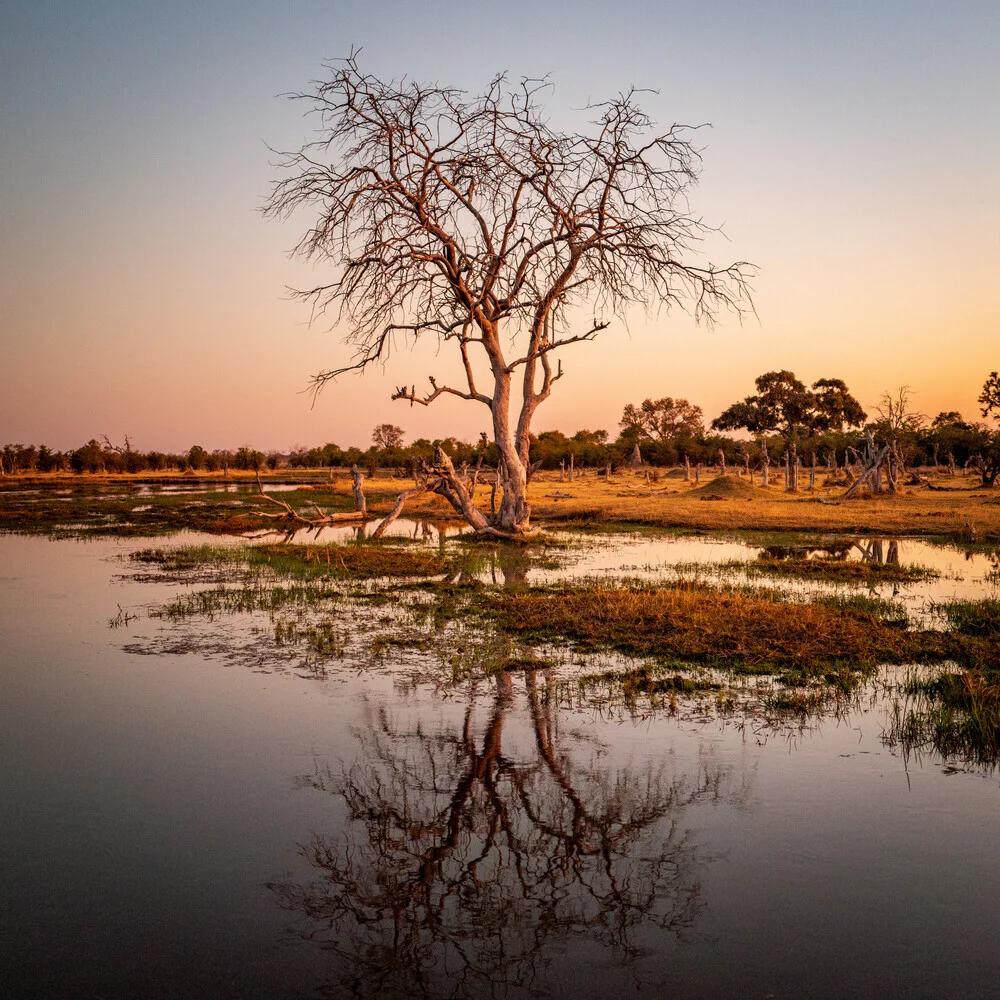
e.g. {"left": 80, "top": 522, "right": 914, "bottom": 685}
{"left": 577, "top": 664, "right": 721, "bottom": 709}
{"left": 813, "top": 594, "right": 910, "bottom": 628}
{"left": 132, "top": 545, "right": 243, "bottom": 572}
{"left": 133, "top": 541, "right": 452, "bottom": 581}
{"left": 884, "top": 666, "right": 1000, "bottom": 768}
{"left": 0, "top": 487, "right": 286, "bottom": 537}
{"left": 762, "top": 688, "right": 834, "bottom": 716}
{"left": 490, "top": 582, "right": 992, "bottom": 675}
{"left": 273, "top": 617, "right": 349, "bottom": 657}
{"left": 930, "top": 598, "right": 1000, "bottom": 636}
{"left": 728, "top": 555, "right": 938, "bottom": 585}
{"left": 153, "top": 580, "right": 344, "bottom": 618}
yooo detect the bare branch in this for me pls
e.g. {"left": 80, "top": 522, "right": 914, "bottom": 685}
{"left": 266, "top": 56, "right": 754, "bottom": 534}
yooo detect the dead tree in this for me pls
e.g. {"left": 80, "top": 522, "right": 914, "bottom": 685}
{"left": 349, "top": 465, "right": 367, "bottom": 514}
{"left": 843, "top": 432, "right": 893, "bottom": 499}
{"left": 264, "top": 54, "right": 751, "bottom": 537}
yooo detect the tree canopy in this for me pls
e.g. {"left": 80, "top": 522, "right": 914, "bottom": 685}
{"left": 620, "top": 397, "right": 704, "bottom": 442}
{"left": 264, "top": 54, "right": 752, "bottom": 534}
{"left": 711, "top": 371, "right": 866, "bottom": 446}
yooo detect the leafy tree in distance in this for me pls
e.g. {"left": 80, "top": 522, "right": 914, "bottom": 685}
{"left": 974, "top": 371, "right": 1000, "bottom": 487}
{"left": 620, "top": 398, "right": 704, "bottom": 442}
{"left": 712, "top": 371, "right": 866, "bottom": 457}
{"left": 371, "top": 424, "right": 405, "bottom": 450}
{"left": 979, "top": 372, "right": 1000, "bottom": 417}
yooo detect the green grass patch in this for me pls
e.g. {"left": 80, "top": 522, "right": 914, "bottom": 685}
{"left": 931, "top": 598, "right": 1000, "bottom": 636}
{"left": 133, "top": 542, "right": 451, "bottom": 580}
{"left": 886, "top": 666, "right": 1000, "bottom": 767}
{"left": 739, "top": 555, "right": 937, "bottom": 585}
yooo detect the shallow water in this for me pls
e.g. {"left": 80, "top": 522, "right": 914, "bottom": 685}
{"left": 2, "top": 532, "right": 1000, "bottom": 999}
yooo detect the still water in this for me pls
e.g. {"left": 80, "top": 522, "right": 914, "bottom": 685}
{"left": 2, "top": 532, "right": 999, "bottom": 999}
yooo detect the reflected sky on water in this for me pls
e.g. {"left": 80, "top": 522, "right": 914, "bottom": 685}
{"left": 2, "top": 532, "right": 1000, "bottom": 998}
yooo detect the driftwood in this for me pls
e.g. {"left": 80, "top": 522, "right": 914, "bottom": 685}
{"left": 254, "top": 446, "right": 536, "bottom": 541}
{"left": 370, "top": 485, "right": 431, "bottom": 538}
{"left": 253, "top": 471, "right": 366, "bottom": 527}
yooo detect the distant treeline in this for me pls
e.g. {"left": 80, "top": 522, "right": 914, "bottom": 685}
{"left": 0, "top": 412, "right": 993, "bottom": 476}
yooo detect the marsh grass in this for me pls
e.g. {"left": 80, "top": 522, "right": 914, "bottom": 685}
{"left": 885, "top": 666, "right": 1000, "bottom": 768}
{"left": 739, "top": 556, "right": 938, "bottom": 585}
{"left": 931, "top": 598, "right": 1000, "bottom": 636}
{"left": 813, "top": 594, "right": 910, "bottom": 628}
{"left": 490, "top": 583, "right": 992, "bottom": 679}
{"left": 133, "top": 542, "right": 452, "bottom": 581}
{"left": 115, "top": 520, "right": 1000, "bottom": 725}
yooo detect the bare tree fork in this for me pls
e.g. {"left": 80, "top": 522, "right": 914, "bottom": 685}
{"left": 420, "top": 446, "right": 538, "bottom": 540}
{"left": 843, "top": 443, "right": 892, "bottom": 499}
{"left": 264, "top": 54, "right": 753, "bottom": 536}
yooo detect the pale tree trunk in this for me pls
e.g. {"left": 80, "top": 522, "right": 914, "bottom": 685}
{"left": 350, "top": 465, "right": 367, "bottom": 515}
{"left": 760, "top": 440, "right": 769, "bottom": 488}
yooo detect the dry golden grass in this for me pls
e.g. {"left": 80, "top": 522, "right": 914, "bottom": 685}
{"left": 321, "top": 468, "right": 1000, "bottom": 539}
{"left": 6, "top": 466, "right": 998, "bottom": 539}
{"left": 493, "top": 583, "right": 995, "bottom": 674}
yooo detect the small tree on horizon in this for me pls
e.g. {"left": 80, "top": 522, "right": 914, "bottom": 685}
{"left": 371, "top": 424, "right": 405, "bottom": 450}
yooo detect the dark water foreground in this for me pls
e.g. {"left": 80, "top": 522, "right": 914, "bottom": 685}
{"left": 2, "top": 533, "right": 999, "bottom": 1000}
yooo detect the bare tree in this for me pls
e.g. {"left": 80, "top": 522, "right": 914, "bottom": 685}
{"left": 265, "top": 54, "right": 752, "bottom": 536}
{"left": 269, "top": 673, "right": 734, "bottom": 997}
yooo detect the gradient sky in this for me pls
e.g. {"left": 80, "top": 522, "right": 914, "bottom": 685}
{"left": 2, "top": 0, "right": 997, "bottom": 452}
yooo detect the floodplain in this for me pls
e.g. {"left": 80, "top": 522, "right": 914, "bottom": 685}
{"left": 3, "top": 469, "right": 1000, "bottom": 998}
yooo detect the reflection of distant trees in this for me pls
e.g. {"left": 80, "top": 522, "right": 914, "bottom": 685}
{"left": 762, "top": 538, "right": 900, "bottom": 564}
{"left": 270, "top": 672, "right": 738, "bottom": 998}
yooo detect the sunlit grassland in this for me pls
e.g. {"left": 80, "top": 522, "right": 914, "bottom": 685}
{"left": 3, "top": 467, "right": 1000, "bottom": 539}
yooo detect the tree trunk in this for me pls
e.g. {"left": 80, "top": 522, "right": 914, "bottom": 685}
{"left": 350, "top": 465, "right": 367, "bottom": 514}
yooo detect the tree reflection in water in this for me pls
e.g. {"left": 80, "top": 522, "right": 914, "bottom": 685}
{"left": 269, "top": 671, "right": 741, "bottom": 998}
